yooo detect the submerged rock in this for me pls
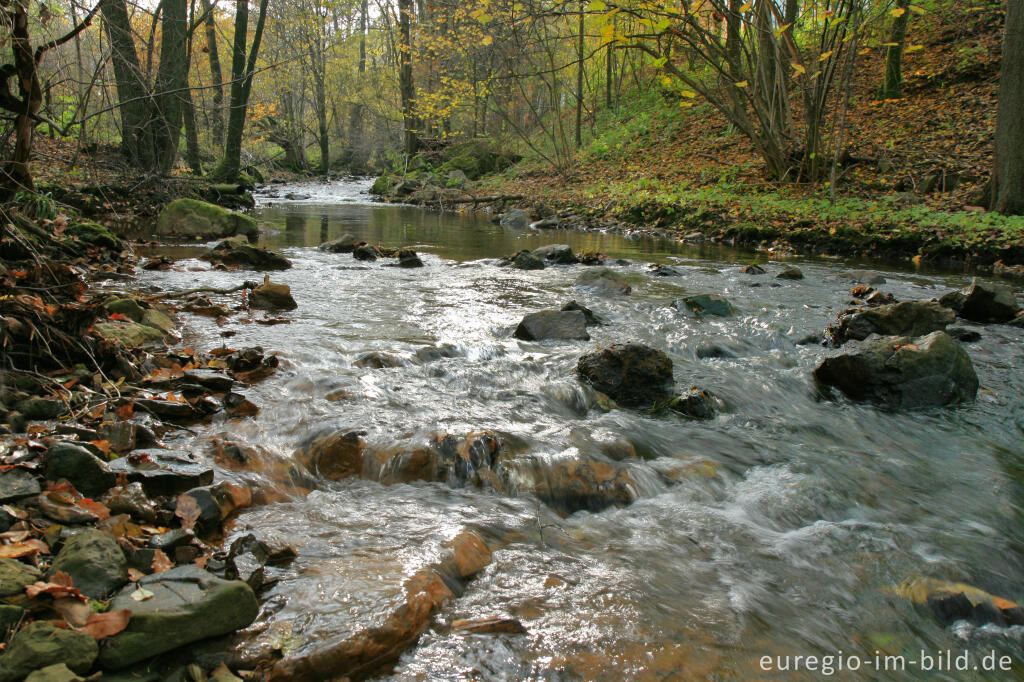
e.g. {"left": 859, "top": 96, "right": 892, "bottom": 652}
{"left": 250, "top": 281, "right": 298, "bottom": 311}
{"left": 499, "top": 454, "right": 637, "bottom": 515}
{"left": 648, "top": 264, "right": 681, "bottom": 277}
{"left": 574, "top": 268, "right": 631, "bottom": 295}
{"left": 98, "top": 565, "right": 259, "bottom": 670}
{"left": 896, "top": 577, "right": 1024, "bottom": 627}
{"left": 941, "top": 278, "right": 1020, "bottom": 323}
{"left": 0, "top": 622, "right": 97, "bottom": 682}
{"left": 576, "top": 343, "right": 674, "bottom": 408}
{"left": 676, "top": 294, "right": 735, "bottom": 317}
{"left": 318, "top": 233, "right": 358, "bottom": 253}
{"left": 294, "top": 429, "right": 367, "bottom": 480}
{"left": 499, "top": 208, "right": 530, "bottom": 229}
{"left": 776, "top": 266, "right": 804, "bottom": 280}
{"left": 514, "top": 310, "right": 589, "bottom": 341}
{"left": 155, "top": 198, "right": 258, "bottom": 242}
{"left": 814, "top": 331, "right": 978, "bottom": 408}
{"left": 201, "top": 237, "right": 292, "bottom": 270}
{"left": 397, "top": 248, "right": 424, "bottom": 268}
{"left": 354, "top": 351, "right": 404, "bottom": 368}
{"left": 666, "top": 388, "right": 718, "bottom": 420}
{"left": 353, "top": 244, "right": 381, "bottom": 261}
{"left": 833, "top": 300, "right": 954, "bottom": 345}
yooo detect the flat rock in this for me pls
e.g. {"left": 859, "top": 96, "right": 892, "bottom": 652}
{"left": 45, "top": 442, "right": 115, "bottom": 497}
{"left": 201, "top": 237, "right": 291, "bottom": 270}
{"left": 835, "top": 300, "right": 954, "bottom": 344}
{"left": 133, "top": 398, "right": 201, "bottom": 423}
{"left": 514, "top": 310, "right": 589, "bottom": 341}
{"left": 48, "top": 529, "right": 127, "bottom": 600}
{"left": 98, "top": 565, "right": 259, "bottom": 670}
{"left": 0, "top": 622, "right": 97, "bottom": 682}
{"left": 0, "top": 468, "right": 40, "bottom": 503}
{"left": 183, "top": 368, "right": 234, "bottom": 392}
{"left": 108, "top": 450, "right": 214, "bottom": 497}
{"left": 814, "top": 331, "right": 978, "bottom": 408}
{"left": 93, "top": 321, "right": 165, "bottom": 347}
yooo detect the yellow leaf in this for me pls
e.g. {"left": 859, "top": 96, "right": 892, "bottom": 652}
{"left": 773, "top": 22, "right": 792, "bottom": 37}
{"left": 680, "top": 89, "right": 697, "bottom": 98}
{"left": 909, "top": 4, "right": 927, "bottom": 14}
{"left": 480, "top": 35, "right": 493, "bottom": 46}
{"left": 734, "top": 80, "right": 748, "bottom": 88}
{"left": 738, "top": 1, "right": 752, "bottom": 11}
{"left": 661, "top": 75, "right": 672, "bottom": 86}
{"left": 890, "top": 7, "right": 906, "bottom": 17}
{"left": 791, "top": 62, "right": 805, "bottom": 74}
{"left": 905, "top": 44, "right": 924, "bottom": 52}
{"left": 689, "top": 0, "right": 705, "bottom": 11}
{"left": 586, "top": 0, "right": 606, "bottom": 10}
{"left": 819, "top": 50, "right": 834, "bottom": 61}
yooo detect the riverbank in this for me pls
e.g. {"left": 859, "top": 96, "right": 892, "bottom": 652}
{"left": 0, "top": 201, "right": 297, "bottom": 680}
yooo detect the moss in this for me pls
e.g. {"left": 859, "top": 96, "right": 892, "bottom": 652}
{"left": 369, "top": 175, "right": 393, "bottom": 196}
{"left": 156, "top": 198, "right": 257, "bottom": 241}
{"left": 66, "top": 220, "right": 123, "bottom": 251}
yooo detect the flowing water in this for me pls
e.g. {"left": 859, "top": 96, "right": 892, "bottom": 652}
{"left": 140, "top": 180, "right": 1024, "bottom": 680}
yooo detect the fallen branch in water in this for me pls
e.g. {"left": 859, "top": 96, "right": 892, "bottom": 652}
{"left": 148, "top": 281, "right": 259, "bottom": 300}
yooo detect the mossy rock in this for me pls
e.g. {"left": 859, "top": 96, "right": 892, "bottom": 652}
{"left": 66, "top": 221, "right": 122, "bottom": 251}
{"left": 0, "top": 621, "right": 98, "bottom": 682}
{"left": 155, "top": 199, "right": 258, "bottom": 242}
{"left": 370, "top": 174, "right": 395, "bottom": 196}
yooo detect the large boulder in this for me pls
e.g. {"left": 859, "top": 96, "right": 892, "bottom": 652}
{"left": 574, "top": 268, "right": 631, "bottom": 295}
{"left": 514, "top": 310, "right": 589, "bottom": 341}
{"left": 576, "top": 343, "right": 674, "bottom": 408}
{"left": 499, "top": 208, "right": 531, "bottom": 229}
{"left": 48, "top": 529, "right": 127, "bottom": 599}
{"left": 941, "top": 278, "right": 1020, "bottom": 323}
{"left": 0, "top": 622, "right": 97, "bottom": 682}
{"left": 200, "top": 237, "right": 291, "bottom": 270}
{"left": 155, "top": 199, "right": 258, "bottom": 242}
{"left": 834, "top": 300, "right": 954, "bottom": 344}
{"left": 98, "top": 565, "right": 259, "bottom": 670}
{"left": 250, "top": 281, "right": 298, "bottom": 311}
{"left": 814, "top": 331, "right": 978, "bottom": 408}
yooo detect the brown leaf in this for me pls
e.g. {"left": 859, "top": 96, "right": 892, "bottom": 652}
{"left": 90, "top": 439, "right": 112, "bottom": 456}
{"left": 0, "top": 539, "right": 50, "bottom": 558}
{"left": 54, "top": 596, "right": 92, "bottom": 627}
{"left": 77, "top": 498, "right": 111, "bottom": 521}
{"left": 77, "top": 609, "right": 132, "bottom": 639}
{"left": 127, "top": 568, "right": 146, "bottom": 581}
{"left": 151, "top": 549, "right": 173, "bottom": 573}
{"left": 115, "top": 402, "right": 134, "bottom": 420}
{"left": 175, "top": 493, "right": 201, "bottom": 531}
{"left": 26, "top": 571, "right": 85, "bottom": 600}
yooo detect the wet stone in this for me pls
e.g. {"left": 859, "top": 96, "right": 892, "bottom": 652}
{"left": 514, "top": 310, "right": 590, "bottom": 341}
{"left": 48, "top": 529, "right": 127, "bottom": 600}
{"left": 44, "top": 442, "right": 115, "bottom": 498}
{"left": 0, "top": 622, "right": 97, "bottom": 682}
{"left": 108, "top": 450, "right": 214, "bottom": 497}
{"left": 0, "top": 468, "right": 40, "bottom": 503}
{"left": 183, "top": 368, "right": 234, "bottom": 392}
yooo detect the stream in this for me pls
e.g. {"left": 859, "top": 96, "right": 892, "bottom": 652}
{"left": 140, "top": 179, "right": 1024, "bottom": 680}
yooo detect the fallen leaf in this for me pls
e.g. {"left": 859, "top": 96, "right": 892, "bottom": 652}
{"left": 90, "top": 439, "right": 112, "bottom": 456}
{"left": 77, "top": 609, "right": 132, "bottom": 639}
{"left": 174, "top": 493, "right": 201, "bottom": 530}
{"left": 54, "top": 596, "right": 92, "bottom": 626}
{"left": 127, "top": 568, "right": 146, "bottom": 581}
{"left": 26, "top": 572, "right": 85, "bottom": 600}
{"left": 130, "top": 588, "right": 154, "bottom": 602}
{"left": 151, "top": 549, "right": 173, "bottom": 573}
{"left": 115, "top": 402, "right": 134, "bottom": 420}
{"left": 0, "top": 539, "right": 50, "bottom": 558}
{"left": 77, "top": 498, "right": 111, "bottom": 521}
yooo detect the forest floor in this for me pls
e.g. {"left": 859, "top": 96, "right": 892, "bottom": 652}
{"left": 479, "top": 5, "right": 1024, "bottom": 267}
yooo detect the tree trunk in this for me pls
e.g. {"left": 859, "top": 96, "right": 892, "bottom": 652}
{"left": 2, "top": 1, "right": 41, "bottom": 190}
{"left": 398, "top": 0, "right": 418, "bottom": 156}
{"left": 991, "top": 0, "right": 1024, "bottom": 215}
{"left": 213, "top": 0, "right": 270, "bottom": 182}
{"left": 575, "top": 1, "right": 584, "bottom": 148}
{"left": 880, "top": 0, "right": 911, "bottom": 99}
{"left": 102, "top": 0, "right": 156, "bottom": 167}
{"left": 182, "top": 88, "right": 203, "bottom": 173}
{"left": 202, "top": 0, "right": 225, "bottom": 149}
{"left": 152, "top": 0, "right": 188, "bottom": 172}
